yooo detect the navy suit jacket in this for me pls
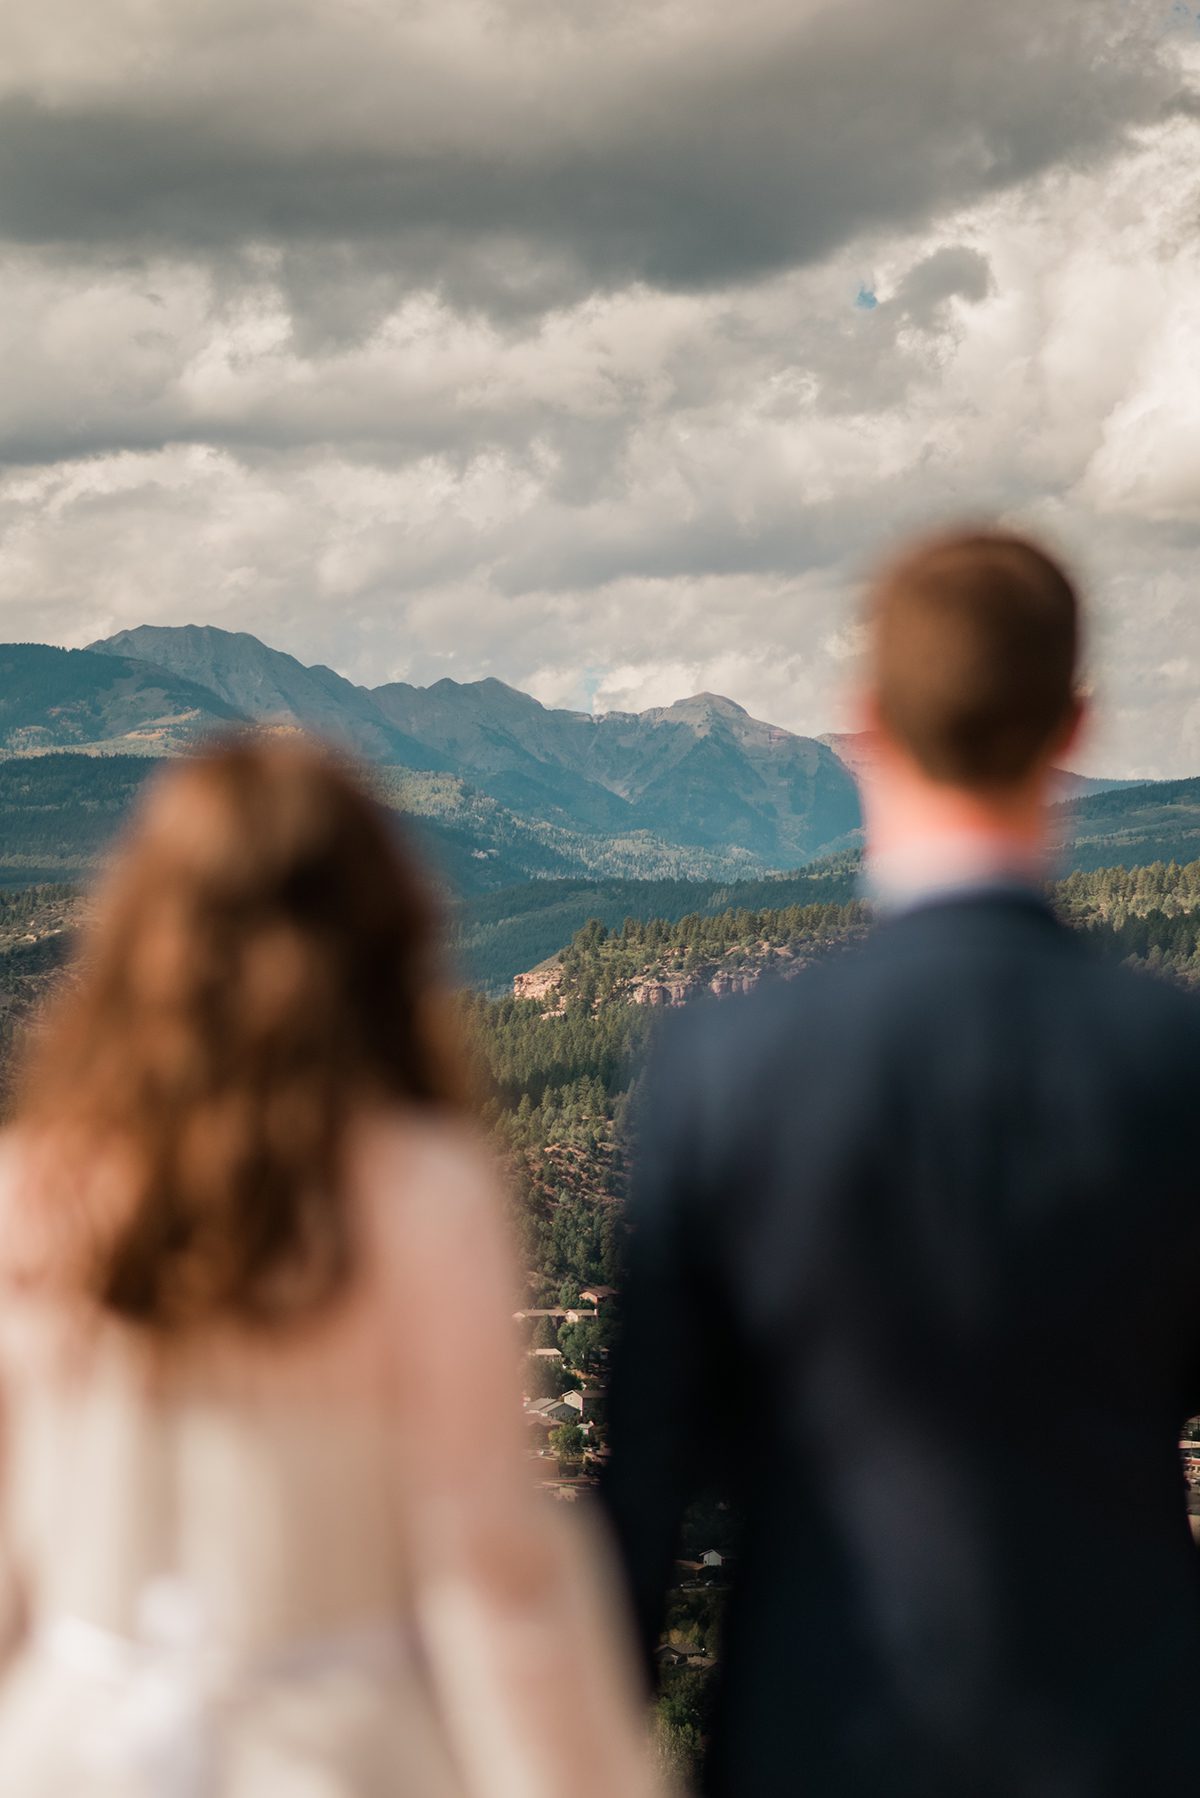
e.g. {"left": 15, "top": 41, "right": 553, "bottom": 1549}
{"left": 603, "top": 894, "right": 1200, "bottom": 1797}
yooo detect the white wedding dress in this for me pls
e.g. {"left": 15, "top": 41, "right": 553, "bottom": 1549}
{"left": 0, "top": 1116, "right": 659, "bottom": 1798}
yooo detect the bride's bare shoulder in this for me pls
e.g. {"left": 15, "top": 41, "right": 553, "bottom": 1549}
{"left": 349, "top": 1107, "right": 506, "bottom": 1230}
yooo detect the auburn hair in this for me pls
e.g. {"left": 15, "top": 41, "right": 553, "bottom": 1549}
{"left": 871, "top": 530, "right": 1081, "bottom": 789}
{"left": 13, "top": 734, "right": 463, "bottom": 1332}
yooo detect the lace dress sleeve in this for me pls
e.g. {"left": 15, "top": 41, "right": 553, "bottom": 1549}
{"left": 369, "top": 1120, "right": 665, "bottom": 1798}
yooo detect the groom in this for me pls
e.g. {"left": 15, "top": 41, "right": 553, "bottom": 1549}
{"left": 603, "top": 531, "right": 1200, "bottom": 1797}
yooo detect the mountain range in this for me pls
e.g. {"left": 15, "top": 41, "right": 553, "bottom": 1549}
{"left": 0, "top": 623, "right": 1182, "bottom": 895}
{"left": 0, "top": 624, "right": 861, "bottom": 877}
{"left": 94, "top": 625, "right": 862, "bottom": 865}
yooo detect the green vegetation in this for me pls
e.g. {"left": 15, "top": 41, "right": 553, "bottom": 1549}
{"left": 1058, "top": 860, "right": 1200, "bottom": 986}
{"left": 0, "top": 754, "right": 154, "bottom": 875}
{"left": 0, "top": 644, "right": 240, "bottom": 756}
{"left": 1058, "top": 858, "right": 1200, "bottom": 922}
{"left": 654, "top": 1668, "right": 712, "bottom": 1785}
{"left": 1056, "top": 778, "right": 1200, "bottom": 872}
{"left": 465, "top": 984, "right": 650, "bottom": 1295}
{"left": 548, "top": 1422, "right": 587, "bottom": 1462}
{"left": 11, "top": 859, "right": 1200, "bottom": 1252}
{"left": 0, "top": 882, "right": 80, "bottom": 939}
{"left": 453, "top": 854, "right": 862, "bottom": 990}
{"left": 552, "top": 900, "right": 869, "bottom": 1006}
{"left": 525, "top": 1357, "right": 575, "bottom": 1400}
{"left": 0, "top": 750, "right": 855, "bottom": 898}
{"left": 451, "top": 824, "right": 1200, "bottom": 988}
{"left": 451, "top": 898, "right": 873, "bottom": 1310}
{"left": 375, "top": 763, "right": 799, "bottom": 886}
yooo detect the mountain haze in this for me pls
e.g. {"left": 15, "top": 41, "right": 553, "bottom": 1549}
{"left": 1053, "top": 778, "right": 1200, "bottom": 872}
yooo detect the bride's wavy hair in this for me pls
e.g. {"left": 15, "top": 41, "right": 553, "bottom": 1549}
{"left": 15, "top": 735, "right": 462, "bottom": 1331}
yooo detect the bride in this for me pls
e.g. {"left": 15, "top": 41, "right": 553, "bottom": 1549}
{"left": 0, "top": 737, "right": 659, "bottom": 1797}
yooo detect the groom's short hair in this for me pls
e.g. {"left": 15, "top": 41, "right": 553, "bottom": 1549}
{"left": 871, "top": 529, "right": 1081, "bottom": 789}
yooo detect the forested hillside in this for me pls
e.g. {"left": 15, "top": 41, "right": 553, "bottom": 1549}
{"left": 6, "top": 859, "right": 1200, "bottom": 1288}
{"left": 0, "top": 755, "right": 154, "bottom": 878}
{"left": 0, "top": 644, "right": 241, "bottom": 755}
{"left": 8, "top": 858, "right": 1200, "bottom": 1139}
{"left": 1058, "top": 860, "right": 1200, "bottom": 986}
{"left": 456, "top": 856, "right": 862, "bottom": 989}
{"left": 472, "top": 852, "right": 1200, "bottom": 996}
{"left": 0, "top": 749, "right": 842, "bottom": 890}
{"left": 1055, "top": 778, "right": 1200, "bottom": 871}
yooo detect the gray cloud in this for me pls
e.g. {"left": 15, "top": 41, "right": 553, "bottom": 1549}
{"left": 893, "top": 246, "right": 993, "bottom": 326}
{"left": 0, "top": 2, "right": 1178, "bottom": 322}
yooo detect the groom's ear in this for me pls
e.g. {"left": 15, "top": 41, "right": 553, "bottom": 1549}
{"left": 856, "top": 686, "right": 884, "bottom": 737}
{"left": 1054, "top": 692, "right": 1088, "bottom": 763}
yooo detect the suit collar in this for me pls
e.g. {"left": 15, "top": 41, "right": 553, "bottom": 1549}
{"left": 870, "top": 884, "right": 1064, "bottom": 941}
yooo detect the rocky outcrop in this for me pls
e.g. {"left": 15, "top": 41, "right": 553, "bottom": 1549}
{"left": 513, "top": 960, "right": 566, "bottom": 1007}
{"left": 511, "top": 925, "right": 867, "bottom": 1014}
{"left": 626, "top": 942, "right": 844, "bottom": 1008}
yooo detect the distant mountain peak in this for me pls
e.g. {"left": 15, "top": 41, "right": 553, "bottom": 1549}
{"left": 92, "top": 621, "right": 308, "bottom": 670}
{"left": 423, "top": 675, "right": 549, "bottom": 710}
{"left": 657, "top": 692, "right": 750, "bottom": 721}
{"left": 87, "top": 622, "right": 446, "bottom": 770}
{"left": 99, "top": 621, "right": 251, "bottom": 646}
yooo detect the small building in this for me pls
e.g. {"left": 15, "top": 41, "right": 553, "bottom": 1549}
{"left": 561, "top": 1388, "right": 604, "bottom": 1420}
{"left": 524, "top": 1397, "right": 579, "bottom": 1427}
{"left": 579, "top": 1285, "right": 617, "bottom": 1308}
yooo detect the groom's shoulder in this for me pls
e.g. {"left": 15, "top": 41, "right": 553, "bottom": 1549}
{"left": 652, "top": 946, "right": 860, "bottom": 1096}
{"left": 658, "top": 905, "right": 1200, "bottom": 1089}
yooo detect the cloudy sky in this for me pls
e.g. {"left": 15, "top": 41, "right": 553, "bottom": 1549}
{"left": 1, "top": 1, "right": 1198, "bottom": 775}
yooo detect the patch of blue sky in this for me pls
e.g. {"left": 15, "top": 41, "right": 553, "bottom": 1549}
{"left": 580, "top": 668, "right": 606, "bottom": 713}
{"left": 854, "top": 285, "right": 878, "bottom": 311}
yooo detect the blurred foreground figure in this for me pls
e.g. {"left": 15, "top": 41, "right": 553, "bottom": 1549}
{"left": 604, "top": 533, "right": 1200, "bottom": 1798}
{"left": 0, "top": 738, "right": 656, "bottom": 1798}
